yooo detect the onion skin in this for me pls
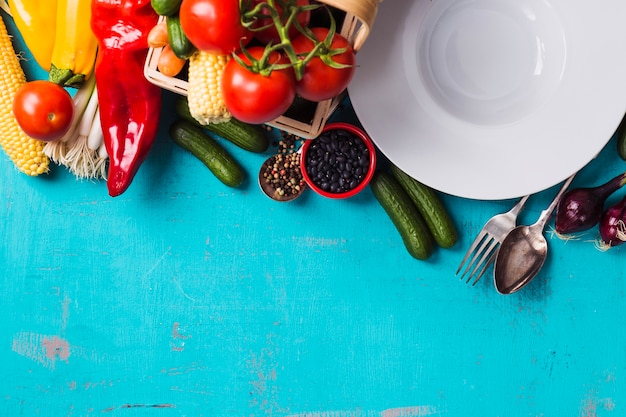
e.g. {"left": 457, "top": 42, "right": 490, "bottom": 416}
{"left": 555, "top": 172, "right": 626, "bottom": 234}
{"left": 599, "top": 196, "right": 626, "bottom": 247}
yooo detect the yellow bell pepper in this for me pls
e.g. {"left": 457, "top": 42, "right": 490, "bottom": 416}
{"left": 48, "top": 0, "right": 98, "bottom": 88}
{"left": 8, "top": 0, "right": 57, "bottom": 71}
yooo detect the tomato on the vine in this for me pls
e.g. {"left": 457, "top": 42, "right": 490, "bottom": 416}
{"left": 292, "top": 27, "right": 356, "bottom": 102}
{"left": 180, "top": 0, "right": 252, "bottom": 54}
{"left": 221, "top": 46, "right": 296, "bottom": 124}
{"left": 250, "top": 0, "right": 311, "bottom": 45}
{"left": 13, "top": 80, "right": 74, "bottom": 142}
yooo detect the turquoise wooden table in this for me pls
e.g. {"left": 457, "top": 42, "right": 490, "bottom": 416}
{"left": 2, "top": 11, "right": 626, "bottom": 417}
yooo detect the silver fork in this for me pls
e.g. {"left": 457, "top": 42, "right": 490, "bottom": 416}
{"left": 456, "top": 195, "right": 530, "bottom": 285}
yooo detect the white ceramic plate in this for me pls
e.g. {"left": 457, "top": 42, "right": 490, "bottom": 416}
{"left": 349, "top": 0, "right": 626, "bottom": 200}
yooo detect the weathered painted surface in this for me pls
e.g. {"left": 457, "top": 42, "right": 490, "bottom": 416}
{"left": 1, "top": 11, "right": 625, "bottom": 417}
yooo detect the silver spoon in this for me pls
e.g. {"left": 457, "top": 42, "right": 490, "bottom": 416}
{"left": 493, "top": 173, "right": 576, "bottom": 294}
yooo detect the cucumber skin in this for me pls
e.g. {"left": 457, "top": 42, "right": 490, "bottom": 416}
{"left": 166, "top": 15, "right": 196, "bottom": 59}
{"left": 169, "top": 120, "right": 245, "bottom": 188}
{"left": 390, "top": 164, "right": 458, "bottom": 249}
{"left": 175, "top": 98, "right": 269, "bottom": 153}
{"left": 151, "top": 0, "right": 182, "bottom": 16}
{"left": 370, "top": 171, "right": 435, "bottom": 260}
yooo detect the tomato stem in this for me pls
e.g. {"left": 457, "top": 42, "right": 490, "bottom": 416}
{"left": 239, "top": 0, "right": 350, "bottom": 80}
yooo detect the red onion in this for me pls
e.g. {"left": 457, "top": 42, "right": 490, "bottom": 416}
{"left": 555, "top": 172, "right": 626, "bottom": 235}
{"left": 599, "top": 195, "right": 626, "bottom": 248}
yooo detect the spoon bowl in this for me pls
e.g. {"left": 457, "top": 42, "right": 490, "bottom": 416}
{"left": 494, "top": 223, "right": 548, "bottom": 294}
{"left": 494, "top": 174, "right": 576, "bottom": 294}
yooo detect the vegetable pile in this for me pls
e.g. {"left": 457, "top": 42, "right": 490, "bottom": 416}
{"left": 148, "top": 0, "right": 356, "bottom": 125}
{"left": 0, "top": 0, "right": 358, "bottom": 197}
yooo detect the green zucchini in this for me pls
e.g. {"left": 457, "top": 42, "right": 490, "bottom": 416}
{"left": 175, "top": 98, "right": 270, "bottom": 153}
{"left": 169, "top": 120, "right": 245, "bottom": 188}
{"left": 390, "top": 164, "right": 458, "bottom": 248}
{"left": 616, "top": 113, "right": 626, "bottom": 161}
{"left": 166, "top": 14, "right": 196, "bottom": 59}
{"left": 370, "top": 170, "right": 435, "bottom": 260}
{"left": 151, "top": 0, "right": 182, "bottom": 16}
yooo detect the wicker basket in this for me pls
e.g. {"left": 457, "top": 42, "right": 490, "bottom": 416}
{"left": 143, "top": 0, "right": 380, "bottom": 138}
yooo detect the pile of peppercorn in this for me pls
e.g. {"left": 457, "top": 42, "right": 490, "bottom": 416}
{"left": 260, "top": 131, "right": 306, "bottom": 201}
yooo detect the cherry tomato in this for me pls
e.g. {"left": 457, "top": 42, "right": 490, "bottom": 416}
{"left": 221, "top": 46, "right": 296, "bottom": 124}
{"left": 180, "top": 0, "right": 252, "bottom": 54}
{"left": 13, "top": 80, "right": 74, "bottom": 142}
{"left": 291, "top": 27, "right": 356, "bottom": 102}
{"left": 251, "top": 0, "right": 311, "bottom": 45}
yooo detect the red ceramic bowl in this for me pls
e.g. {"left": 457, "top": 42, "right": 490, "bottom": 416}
{"left": 300, "top": 122, "right": 377, "bottom": 199}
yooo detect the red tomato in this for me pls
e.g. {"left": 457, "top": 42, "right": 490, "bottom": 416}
{"left": 221, "top": 46, "right": 296, "bottom": 124}
{"left": 12, "top": 80, "right": 74, "bottom": 142}
{"left": 222, "top": 46, "right": 296, "bottom": 124}
{"left": 251, "top": 0, "right": 311, "bottom": 45}
{"left": 180, "top": 0, "right": 252, "bottom": 53}
{"left": 291, "top": 27, "right": 356, "bottom": 102}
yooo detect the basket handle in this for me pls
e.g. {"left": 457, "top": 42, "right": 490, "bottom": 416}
{"left": 321, "top": 0, "right": 381, "bottom": 51}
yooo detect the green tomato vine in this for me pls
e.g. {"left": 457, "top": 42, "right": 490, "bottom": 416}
{"left": 238, "top": 0, "right": 352, "bottom": 79}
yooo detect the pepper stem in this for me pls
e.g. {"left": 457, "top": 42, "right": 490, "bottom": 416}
{"left": 48, "top": 64, "right": 85, "bottom": 89}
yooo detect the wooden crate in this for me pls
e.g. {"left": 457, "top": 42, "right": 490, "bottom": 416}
{"left": 143, "top": 0, "right": 380, "bottom": 139}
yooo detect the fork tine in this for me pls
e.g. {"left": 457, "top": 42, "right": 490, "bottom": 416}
{"left": 458, "top": 233, "right": 493, "bottom": 280}
{"left": 455, "top": 229, "right": 488, "bottom": 275}
{"left": 459, "top": 235, "right": 494, "bottom": 281}
{"left": 465, "top": 238, "right": 499, "bottom": 284}
{"left": 470, "top": 250, "right": 498, "bottom": 286}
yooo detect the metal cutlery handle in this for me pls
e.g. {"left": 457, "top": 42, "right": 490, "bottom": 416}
{"left": 535, "top": 173, "right": 576, "bottom": 229}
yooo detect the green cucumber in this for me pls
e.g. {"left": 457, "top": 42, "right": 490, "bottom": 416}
{"left": 169, "top": 120, "right": 245, "bottom": 188}
{"left": 390, "top": 164, "right": 458, "bottom": 248}
{"left": 616, "top": 113, "right": 626, "bottom": 161}
{"left": 175, "top": 98, "right": 270, "bottom": 153}
{"left": 370, "top": 171, "right": 435, "bottom": 260}
{"left": 151, "top": 0, "right": 182, "bottom": 16}
{"left": 166, "top": 14, "right": 196, "bottom": 59}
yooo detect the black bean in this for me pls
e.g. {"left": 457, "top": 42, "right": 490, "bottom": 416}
{"left": 305, "top": 127, "right": 373, "bottom": 195}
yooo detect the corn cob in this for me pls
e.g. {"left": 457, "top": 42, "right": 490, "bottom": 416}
{"left": 0, "top": 16, "right": 49, "bottom": 176}
{"left": 186, "top": 50, "right": 232, "bottom": 125}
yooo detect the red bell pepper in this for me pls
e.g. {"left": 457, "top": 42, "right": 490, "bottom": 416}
{"left": 91, "top": 0, "right": 161, "bottom": 197}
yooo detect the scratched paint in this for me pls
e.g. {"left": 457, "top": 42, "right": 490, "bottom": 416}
{"left": 171, "top": 322, "right": 190, "bottom": 351}
{"left": 102, "top": 404, "right": 176, "bottom": 412}
{"left": 12, "top": 332, "right": 70, "bottom": 370}
{"left": 287, "top": 407, "right": 439, "bottom": 417}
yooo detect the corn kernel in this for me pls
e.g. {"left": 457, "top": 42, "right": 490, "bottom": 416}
{"left": 187, "top": 50, "right": 232, "bottom": 125}
{"left": 0, "top": 17, "right": 49, "bottom": 176}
